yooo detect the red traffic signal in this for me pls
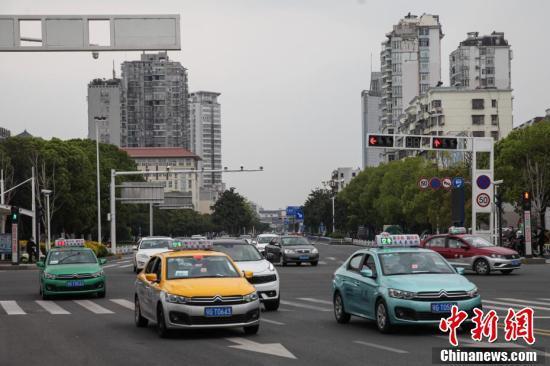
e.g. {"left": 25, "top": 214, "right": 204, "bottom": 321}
{"left": 521, "top": 191, "right": 531, "bottom": 210}
{"left": 367, "top": 134, "right": 394, "bottom": 148}
{"left": 432, "top": 137, "right": 458, "bottom": 150}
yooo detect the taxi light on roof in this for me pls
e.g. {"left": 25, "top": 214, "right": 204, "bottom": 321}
{"left": 54, "top": 238, "right": 85, "bottom": 247}
{"left": 372, "top": 234, "right": 421, "bottom": 248}
{"left": 448, "top": 226, "right": 467, "bottom": 235}
{"left": 170, "top": 239, "right": 213, "bottom": 251}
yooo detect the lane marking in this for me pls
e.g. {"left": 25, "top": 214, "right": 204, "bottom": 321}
{"left": 226, "top": 338, "right": 297, "bottom": 359}
{"left": 102, "top": 264, "right": 119, "bottom": 269}
{"left": 278, "top": 308, "right": 294, "bottom": 312}
{"left": 73, "top": 300, "right": 113, "bottom": 314}
{"left": 354, "top": 340, "right": 408, "bottom": 354}
{"left": 119, "top": 264, "right": 133, "bottom": 268}
{"left": 279, "top": 300, "right": 331, "bottom": 312}
{"left": 297, "top": 297, "right": 332, "bottom": 306}
{"left": 496, "top": 298, "right": 550, "bottom": 307}
{"left": 0, "top": 300, "right": 26, "bottom": 315}
{"left": 261, "top": 318, "right": 285, "bottom": 325}
{"left": 318, "top": 261, "right": 327, "bottom": 265}
{"left": 326, "top": 257, "right": 336, "bottom": 261}
{"left": 110, "top": 299, "right": 134, "bottom": 310}
{"left": 483, "top": 300, "right": 550, "bottom": 311}
{"left": 35, "top": 301, "right": 70, "bottom": 314}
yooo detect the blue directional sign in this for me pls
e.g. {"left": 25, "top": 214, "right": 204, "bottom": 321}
{"left": 452, "top": 177, "right": 465, "bottom": 189}
{"left": 476, "top": 175, "right": 491, "bottom": 190}
{"left": 286, "top": 206, "right": 304, "bottom": 221}
{"left": 429, "top": 177, "right": 442, "bottom": 190}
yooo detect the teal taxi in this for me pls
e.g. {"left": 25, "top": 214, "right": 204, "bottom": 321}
{"left": 332, "top": 233, "right": 481, "bottom": 333}
{"left": 37, "top": 239, "right": 107, "bottom": 300}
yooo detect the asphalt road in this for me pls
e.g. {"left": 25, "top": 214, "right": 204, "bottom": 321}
{"left": 0, "top": 243, "right": 549, "bottom": 366}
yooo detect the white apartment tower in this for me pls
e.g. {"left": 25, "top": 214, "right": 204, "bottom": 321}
{"left": 380, "top": 13, "right": 443, "bottom": 145}
{"left": 87, "top": 78, "right": 122, "bottom": 146}
{"left": 189, "top": 91, "right": 222, "bottom": 189}
{"left": 450, "top": 32, "right": 512, "bottom": 89}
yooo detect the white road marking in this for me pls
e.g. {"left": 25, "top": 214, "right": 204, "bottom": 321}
{"left": 278, "top": 308, "right": 294, "bottom": 312}
{"left": 297, "top": 297, "right": 332, "bottom": 306}
{"left": 435, "top": 335, "right": 550, "bottom": 357}
{"left": 483, "top": 299, "right": 550, "bottom": 311}
{"left": 73, "top": 300, "right": 113, "bottom": 314}
{"left": 226, "top": 338, "right": 296, "bottom": 359}
{"left": 119, "top": 264, "right": 133, "bottom": 268}
{"left": 35, "top": 301, "right": 70, "bottom": 314}
{"left": 326, "top": 257, "right": 337, "bottom": 261}
{"left": 110, "top": 299, "right": 134, "bottom": 310}
{"left": 280, "top": 300, "right": 331, "bottom": 312}
{"left": 0, "top": 301, "right": 26, "bottom": 315}
{"left": 102, "top": 264, "right": 119, "bottom": 269}
{"left": 496, "top": 298, "right": 550, "bottom": 307}
{"left": 261, "top": 318, "right": 285, "bottom": 325}
{"left": 354, "top": 340, "right": 408, "bottom": 354}
{"left": 318, "top": 261, "right": 327, "bottom": 265}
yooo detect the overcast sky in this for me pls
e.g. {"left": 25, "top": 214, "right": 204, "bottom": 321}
{"left": 1, "top": 0, "right": 549, "bottom": 210}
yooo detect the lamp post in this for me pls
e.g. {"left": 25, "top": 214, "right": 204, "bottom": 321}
{"left": 41, "top": 189, "right": 52, "bottom": 251}
{"left": 94, "top": 116, "right": 107, "bottom": 243}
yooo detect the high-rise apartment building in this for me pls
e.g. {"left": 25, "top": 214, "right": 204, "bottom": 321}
{"left": 380, "top": 13, "right": 443, "bottom": 143}
{"left": 450, "top": 32, "right": 512, "bottom": 89}
{"left": 121, "top": 52, "right": 190, "bottom": 148}
{"left": 361, "top": 72, "right": 382, "bottom": 168}
{"left": 189, "top": 91, "right": 222, "bottom": 189}
{"left": 87, "top": 78, "right": 122, "bottom": 146}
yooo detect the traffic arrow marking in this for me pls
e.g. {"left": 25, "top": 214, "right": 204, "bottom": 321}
{"left": 225, "top": 337, "right": 297, "bottom": 359}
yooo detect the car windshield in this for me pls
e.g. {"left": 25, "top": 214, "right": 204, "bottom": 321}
{"left": 281, "top": 237, "right": 309, "bottom": 246}
{"left": 48, "top": 250, "right": 97, "bottom": 265}
{"left": 139, "top": 239, "right": 171, "bottom": 249}
{"left": 379, "top": 252, "right": 454, "bottom": 275}
{"left": 213, "top": 243, "right": 263, "bottom": 261}
{"left": 258, "top": 236, "right": 276, "bottom": 243}
{"left": 463, "top": 236, "right": 494, "bottom": 248}
{"left": 166, "top": 256, "right": 240, "bottom": 280}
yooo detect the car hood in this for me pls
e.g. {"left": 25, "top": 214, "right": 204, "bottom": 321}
{"left": 163, "top": 278, "right": 255, "bottom": 297}
{"left": 45, "top": 263, "right": 101, "bottom": 275}
{"left": 383, "top": 274, "right": 475, "bottom": 292}
{"left": 136, "top": 248, "right": 170, "bottom": 257}
{"left": 473, "top": 246, "right": 517, "bottom": 255}
{"left": 233, "top": 260, "right": 274, "bottom": 275}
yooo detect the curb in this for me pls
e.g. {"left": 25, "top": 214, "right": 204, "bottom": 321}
{"left": 0, "top": 264, "right": 37, "bottom": 271}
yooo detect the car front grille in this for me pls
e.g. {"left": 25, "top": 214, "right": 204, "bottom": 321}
{"left": 296, "top": 249, "right": 310, "bottom": 254}
{"left": 413, "top": 291, "right": 471, "bottom": 301}
{"left": 169, "top": 309, "right": 260, "bottom": 325}
{"left": 504, "top": 254, "right": 520, "bottom": 259}
{"left": 185, "top": 295, "right": 246, "bottom": 306}
{"left": 395, "top": 307, "right": 480, "bottom": 321}
{"left": 249, "top": 275, "right": 277, "bottom": 284}
{"left": 55, "top": 273, "right": 96, "bottom": 279}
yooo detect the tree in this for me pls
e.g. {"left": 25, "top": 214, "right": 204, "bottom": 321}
{"left": 302, "top": 188, "right": 332, "bottom": 234}
{"left": 211, "top": 188, "right": 255, "bottom": 235}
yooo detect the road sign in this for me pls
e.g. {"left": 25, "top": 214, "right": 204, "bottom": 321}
{"left": 452, "top": 177, "right": 464, "bottom": 189}
{"left": 476, "top": 193, "right": 490, "bottom": 208}
{"left": 286, "top": 206, "right": 303, "bottom": 221}
{"left": 442, "top": 177, "right": 452, "bottom": 190}
{"left": 429, "top": 177, "right": 441, "bottom": 190}
{"left": 0, "top": 234, "right": 10, "bottom": 254}
{"left": 418, "top": 177, "right": 429, "bottom": 190}
{"left": 476, "top": 175, "right": 491, "bottom": 190}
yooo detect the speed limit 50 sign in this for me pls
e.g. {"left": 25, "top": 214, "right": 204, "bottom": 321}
{"left": 476, "top": 193, "right": 491, "bottom": 208}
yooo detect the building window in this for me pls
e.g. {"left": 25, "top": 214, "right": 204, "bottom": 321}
{"left": 491, "top": 99, "right": 497, "bottom": 108}
{"left": 431, "top": 100, "right": 442, "bottom": 108}
{"left": 420, "top": 62, "right": 430, "bottom": 72}
{"left": 418, "top": 27, "right": 429, "bottom": 36}
{"left": 388, "top": 154, "right": 395, "bottom": 162}
{"left": 485, "top": 67, "right": 494, "bottom": 75}
{"left": 420, "top": 84, "right": 430, "bottom": 93}
{"left": 491, "top": 115, "right": 499, "bottom": 125}
{"left": 419, "top": 38, "right": 429, "bottom": 47}
{"left": 472, "top": 99, "right": 484, "bottom": 110}
{"left": 490, "top": 131, "right": 499, "bottom": 141}
{"left": 472, "top": 131, "right": 485, "bottom": 137}
{"left": 472, "top": 115, "right": 485, "bottom": 125}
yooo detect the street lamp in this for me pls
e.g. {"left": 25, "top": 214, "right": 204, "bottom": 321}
{"left": 94, "top": 116, "right": 107, "bottom": 243}
{"left": 41, "top": 189, "right": 52, "bottom": 251}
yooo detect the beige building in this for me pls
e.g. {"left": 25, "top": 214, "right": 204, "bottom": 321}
{"left": 400, "top": 87, "right": 513, "bottom": 141}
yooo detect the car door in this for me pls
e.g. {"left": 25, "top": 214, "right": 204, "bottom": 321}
{"left": 425, "top": 236, "right": 448, "bottom": 258}
{"left": 355, "top": 254, "right": 379, "bottom": 319}
{"left": 447, "top": 237, "right": 474, "bottom": 268}
{"left": 341, "top": 253, "right": 365, "bottom": 315}
{"left": 148, "top": 257, "right": 163, "bottom": 312}
{"left": 139, "top": 257, "right": 158, "bottom": 319}
{"left": 265, "top": 238, "right": 282, "bottom": 262}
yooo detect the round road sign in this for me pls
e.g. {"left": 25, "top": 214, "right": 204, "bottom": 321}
{"left": 418, "top": 177, "right": 429, "bottom": 190}
{"left": 476, "top": 175, "right": 491, "bottom": 190}
{"left": 442, "top": 177, "right": 452, "bottom": 190}
{"left": 429, "top": 177, "right": 442, "bottom": 190}
{"left": 452, "top": 177, "right": 464, "bottom": 189}
{"left": 476, "top": 193, "right": 491, "bottom": 207}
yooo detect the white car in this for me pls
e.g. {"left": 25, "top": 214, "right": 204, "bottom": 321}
{"left": 255, "top": 234, "right": 278, "bottom": 254}
{"left": 133, "top": 237, "right": 173, "bottom": 273}
{"left": 212, "top": 239, "right": 280, "bottom": 311}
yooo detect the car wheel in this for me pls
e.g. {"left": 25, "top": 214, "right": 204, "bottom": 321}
{"left": 333, "top": 292, "right": 350, "bottom": 324}
{"left": 40, "top": 287, "right": 50, "bottom": 300}
{"left": 375, "top": 299, "right": 393, "bottom": 333}
{"left": 97, "top": 289, "right": 106, "bottom": 298}
{"left": 500, "top": 269, "right": 513, "bottom": 275}
{"left": 243, "top": 324, "right": 259, "bottom": 335}
{"left": 311, "top": 261, "right": 318, "bottom": 266}
{"left": 280, "top": 255, "right": 287, "bottom": 267}
{"left": 156, "top": 305, "right": 171, "bottom": 338}
{"left": 133, "top": 265, "right": 137, "bottom": 273}
{"left": 134, "top": 296, "right": 148, "bottom": 327}
{"left": 264, "top": 297, "right": 280, "bottom": 311}
{"left": 474, "top": 259, "right": 491, "bottom": 275}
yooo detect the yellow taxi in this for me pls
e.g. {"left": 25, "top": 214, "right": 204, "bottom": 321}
{"left": 134, "top": 240, "right": 261, "bottom": 338}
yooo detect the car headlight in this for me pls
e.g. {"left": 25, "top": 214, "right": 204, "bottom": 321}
{"left": 311, "top": 248, "right": 319, "bottom": 254}
{"left": 91, "top": 270, "right": 104, "bottom": 278}
{"left": 267, "top": 262, "right": 275, "bottom": 272}
{"left": 243, "top": 291, "right": 259, "bottom": 302}
{"left": 388, "top": 288, "right": 416, "bottom": 300}
{"left": 165, "top": 292, "right": 189, "bottom": 304}
{"left": 490, "top": 254, "right": 504, "bottom": 259}
{"left": 467, "top": 287, "right": 478, "bottom": 298}
{"left": 44, "top": 272, "right": 57, "bottom": 279}
{"left": 284, "top": 249, "right": 295, "bottom": 254}
{"left": 137, "top": 253, "right": 149, "bottom": 261}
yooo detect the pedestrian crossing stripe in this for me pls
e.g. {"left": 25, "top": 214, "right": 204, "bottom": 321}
{"left": 0, "top": 299, "right": 135, "bottom": 315}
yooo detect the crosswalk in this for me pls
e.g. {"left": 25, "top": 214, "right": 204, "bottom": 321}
{"left": 0, "top": 299, "right": 132, "bottom": 315}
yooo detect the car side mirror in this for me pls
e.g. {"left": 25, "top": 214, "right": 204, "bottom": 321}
{"left": 360, "top": 268, "right": 375, "bottom": 278}
{"left": 36, "top": 261, "right": 45, "bottom": 268}
{"left": 243, "top": 270, "right": 254, "bottom": 280}
{"left": 132, "top": 245, "right": 138, "bottom": 251}
{"left": 99, "top": 258, "right": 107, "bottom": 265}
{"left": 461, "top": 244, "right": 469, "bottom": 250}
{"left": 145, "top": 273, "right": 158, "bottom": 282}
{"left": 456, "top": 267, "right": 465, "bottom": 275}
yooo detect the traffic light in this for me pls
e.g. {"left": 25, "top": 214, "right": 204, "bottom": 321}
{"left": 10, "top": 206, "right": 19, "bottom": 223}
{"left": 432, "top": 137, "right": 458, "bottom": 150}
{"left": 405, "top": 136, "right": 421, "bottom": 148}
{"left": 368, "top": 134, "right": 394, "bottom": 148}
{"left": 521, "top": 191, "right": 531, "bottom": 210}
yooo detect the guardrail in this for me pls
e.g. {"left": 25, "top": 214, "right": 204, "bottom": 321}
{"left": 307, "top": 235, "right": 374, "bottom": 247}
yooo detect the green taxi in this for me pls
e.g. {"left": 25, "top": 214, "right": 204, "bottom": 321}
{"left": 37, "top": 239, "right": 107, "bottom": 300}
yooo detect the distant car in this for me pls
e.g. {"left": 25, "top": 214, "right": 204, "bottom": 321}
{"left": 133, "top": 237, "right": 173, "bottom": 273}
{"left": 420, "top": 228, "right": 521, "bottom": 275}
{"left": 255, "top": 234, "right": 279, "bottom": 254}
{"left": 191, "top": 235, "right": 207, "bottom": 240}
{"left": 213, "top": 239, "right": 280, "bottom": 311}
{"left": 239, "top": 235, "right": 253, "bottom": 244}
{"left": 265, "top": 235, "right": 319, "bottom": 266}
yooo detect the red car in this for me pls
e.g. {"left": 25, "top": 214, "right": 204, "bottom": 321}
{"left": 420, "top": 230, "right": 521, "bottom": 275}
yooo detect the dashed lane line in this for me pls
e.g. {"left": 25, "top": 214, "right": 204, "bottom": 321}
{"left": 483, "top": 300, "right": 550, "bottom": 312}
{"left": 0, "top": 300, "right": 26, "bottom": 315}
{"left": 297, "top": 297, "right": 332, "bottom": 306}
{"left": 354, "top": 340, "right": 409, "bottom": 354}
{"left": 279, "top": 300, "right": 331, "bottom": 312}
{"left": 261, "top": 318, "right": 285, "bottom": 325}
{"left": 118, "top": 264, "right": 134, "bottom": 268}
{"left": 496, "top": 298, "right": 550, "bottom": 307}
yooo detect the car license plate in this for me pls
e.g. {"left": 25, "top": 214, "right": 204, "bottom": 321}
{"left": 204, "top": 307, "right": 232, "bottom": 317}
{"left": 431, "top": 303, "right": 456, "bottom": 313}
{"left": 299, "top": 255, "right": 309, "bottom": 260}
{"left": 66, "top": 280, "right": 85, "bottom": 287}
{"left": 511, "top": 260, "right": 519, "bottom": 266}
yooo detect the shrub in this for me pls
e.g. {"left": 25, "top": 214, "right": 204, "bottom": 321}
{"left": 85, "top": 241, "right": 109, "bottom": 258}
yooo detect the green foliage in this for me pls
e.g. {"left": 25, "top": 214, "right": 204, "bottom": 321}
{"left": 302, "top": 188, "right": 332, "bottom": 233}
{"left": 85, "top": 241, "right": 109, "bottom": 258}
{"left": 211, "top": 188, "right": 256, "bottom": 235}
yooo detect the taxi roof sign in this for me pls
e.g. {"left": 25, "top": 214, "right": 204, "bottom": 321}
{"left": 170, "top": 239, "right": 213, "bottom": 251}
{"left": 448, "top": 226, "right": 467, "bottom": 235}
{"left": 54, "top": 238, "right": 85, "bottom": 247}
{"left": 373, "top": 233, "right": 420, "bottom": 248}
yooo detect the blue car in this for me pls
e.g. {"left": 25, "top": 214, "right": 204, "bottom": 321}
{"left": 332, "top": 235, "right": 482, "bottom": 333}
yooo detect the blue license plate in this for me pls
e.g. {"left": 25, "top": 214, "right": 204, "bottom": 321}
{"left": 66, "top": 280, "right": 85, "bottom": 287}
{"left": 299, "top": 255, "right": 309, "bottom": 260}
{"left": 204, "top": 307, "right": 232, "bottom": 317}
{"left": 511, "top": 260, "right": 519, "bottom": 266}
{"left": 431, "top": 303, "right": 456, "bottom": 313}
